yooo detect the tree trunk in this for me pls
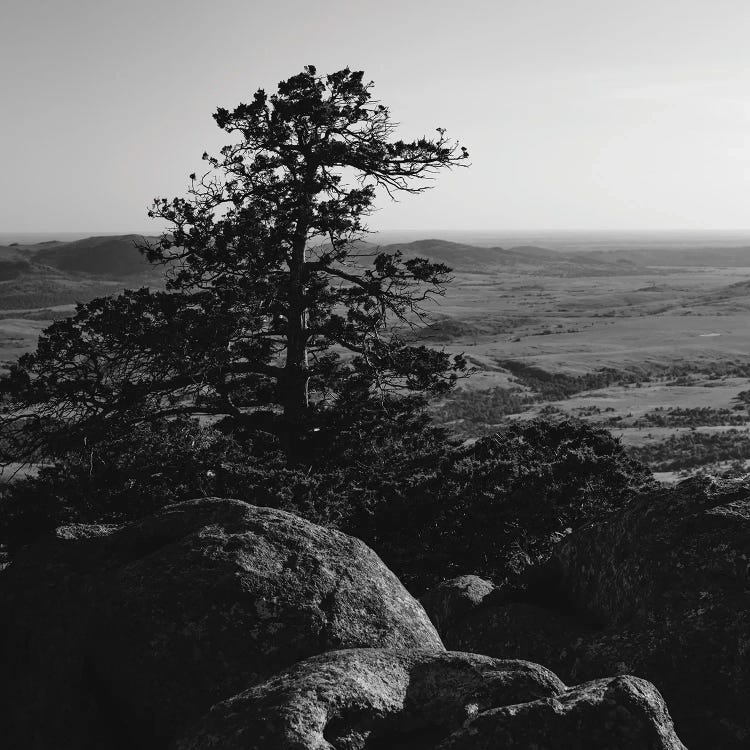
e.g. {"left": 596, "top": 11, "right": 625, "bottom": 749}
{"left": 283, "top": 223, "right": 310, "bottom": 465}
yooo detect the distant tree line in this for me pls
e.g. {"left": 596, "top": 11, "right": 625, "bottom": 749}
{"left": 627, "top": 429, "right": 750, "bottom": 472}
{"left": 496, "top": 360, "right": 641, "bottom": 400}
{"left": 606, "top": 406, "right": 749, "bottom": 429}
{"left": 435, "top": 386, "right": 535, "bottom": 430}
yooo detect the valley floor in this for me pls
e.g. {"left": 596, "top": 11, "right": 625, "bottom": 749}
{"left": 421, "top": 265, "right": 750, "bottom": 479}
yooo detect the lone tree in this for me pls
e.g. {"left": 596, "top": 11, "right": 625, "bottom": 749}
{"left": 0, "top": 66, "right": 468, "bottom": 466}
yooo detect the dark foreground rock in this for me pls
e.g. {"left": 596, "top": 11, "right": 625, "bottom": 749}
{"left": 420, "top": 574, "right": 496, "bottom": 638}
{"left": 448, "top": 598, "right": 597, "bottom": 674}
{"left": 0, "top": 498, "right": 442, "bottom": 750}
{"left": 439, "top": 674, "right": 685, "bottom": 750}
{"left": 175, "top": 648, "right": 686, "bottom": 750}
{"left": 439, "top": 476, "right": 750, "bottom": 750}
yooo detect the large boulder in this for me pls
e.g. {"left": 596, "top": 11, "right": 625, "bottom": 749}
{"left": 0, "top": 498, "right": 442, "bottom": 750}
{"left": 175, "top": 648, "right": 685, "bottom": 750}
{"left": 439, "top": 477, "right": 750, "bottom": 749}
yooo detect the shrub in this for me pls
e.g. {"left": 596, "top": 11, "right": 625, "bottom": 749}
{"left": 1, "top": 413, "right": 652, "bottom": 594}
{"left": 354, "top": 416, "right": 654, "bottom": 592}
{"left": 0, "top": 392, "right": 448, "bottom": 551}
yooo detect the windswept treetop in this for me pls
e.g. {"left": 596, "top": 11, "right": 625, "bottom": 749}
{"left": 1, "top": 66, "right": 469, "bottom": 466}
{"left": 148, "top": 65, "right": 467, "bottom": 268}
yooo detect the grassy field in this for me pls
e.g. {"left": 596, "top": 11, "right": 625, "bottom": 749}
{"left": 412, "top": 262, "right": 750, "bottom": 478}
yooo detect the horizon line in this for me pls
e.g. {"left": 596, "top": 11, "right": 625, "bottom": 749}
{"left": 5, "top": 227, "right": 750, "bottom": 237}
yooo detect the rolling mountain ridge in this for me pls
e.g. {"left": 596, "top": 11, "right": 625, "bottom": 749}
{"left": 32, "top": 235, "right": 156, "bottom": 276}
{"left": 5, "top": 234, "right": 750, "bottom": 315}
{"left": 382, "top": 238, "right": 642, "bottom": 275}
{"left": 0, "top": 235, "right": 163, "bottom": 311}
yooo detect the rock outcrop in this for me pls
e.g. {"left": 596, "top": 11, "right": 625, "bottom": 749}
{"left": 0, "top": 498, "right": 442, "bottom": 750}
{"left": 175, "top": 648, "right": 685, "bottom": 750}
{"left": 437, "top": 477, "right": 750, "bottom": 749}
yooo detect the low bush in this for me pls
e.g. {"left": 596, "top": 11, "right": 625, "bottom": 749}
{"left": 0, "top": 412, "right": 652, "bottom": 593}
{"left": 355, "top": 416, "right": 654, "bottom": 591}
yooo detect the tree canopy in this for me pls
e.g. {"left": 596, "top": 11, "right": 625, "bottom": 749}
{"left": 0, "top": 66, "right": 469, "bottom": 467}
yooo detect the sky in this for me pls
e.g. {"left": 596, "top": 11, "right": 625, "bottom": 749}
{"left": 2, "top": 0, "right": 750, "bottom": 233}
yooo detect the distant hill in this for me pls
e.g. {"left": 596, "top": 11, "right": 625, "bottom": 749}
{"left": 30, "top": 235, "right": 157, "bottom": 276}
{"left": 382, "top": 239, "right": 518, "bottom": 271}
{"left": 0, "top": 259, "right": 32, "bottom": 282}
{"left": 582, "top": 246, "right": 750, "bottom": 268}
{"left": 0, "top": 235, "right": 164, "bottom": 312}
{"left": 0, "top": 244, "right": 33, "bottom": 282}
{"left": 1, "top": 234, "right": 648, "bottom": 284}
{"left": 0, "top": 263, "right": 133, "bottom": 311}
{"left": 0, "top": 246, "right": 28, "bottom": 262}
{"left": 697, "top": 279, "right": 750, "bottom": 307}
{"left": 0, "top": 233, "right": 652, "bottom": 314}
{"left": 380, "top": 238, "right": 643, "bottom": 276}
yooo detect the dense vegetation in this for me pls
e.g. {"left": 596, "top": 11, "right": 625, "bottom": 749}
{"left": 497, "top": 358, "right": 750, "bottom": 400}
{"left": 0, "top": 412, "right": 652, "bottom": 592}
{"left": 435, "top": 385, "right": 534, "bottom": 428}
{"left": 608, "top": 406, "right": 749, "bottom": 428}
{"left": 496, "top": 360, "right": 641, "bottom": 400}
{"left": 359, "top": 416, "right": 654, "bottom": 590}
{"left": 627, "top": 429, "right": 750, "bottom": 472}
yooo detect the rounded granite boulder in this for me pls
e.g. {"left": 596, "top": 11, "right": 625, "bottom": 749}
{"left": 174, "top": 649, "right": 685, "bottom": 750}
{"left": 174, "top": 648, "right": 566, "bottom": 750}
{"left": 0, "top": 498, "right": 442, "bottom": 750}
